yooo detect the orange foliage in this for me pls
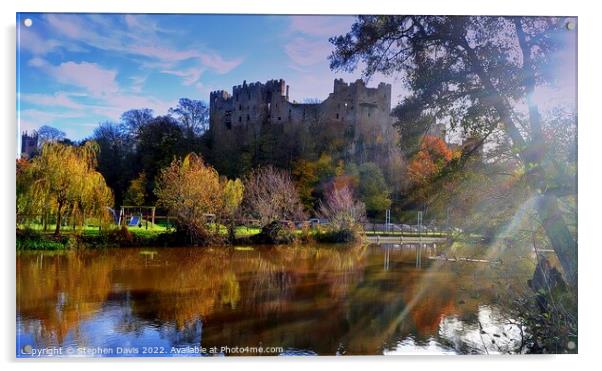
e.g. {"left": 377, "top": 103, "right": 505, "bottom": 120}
{"left": 407, "top": 135, "right": 453, "bottom": 186}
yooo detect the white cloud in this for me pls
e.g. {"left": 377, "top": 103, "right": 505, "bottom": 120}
{"left": 20, "top": 92, "right": 86, "bottom": 110}
{"left": 199, "top": 53, "right": 243, "bottom": 74}
{"left": 27, "top": 57, "right": 47, "bottom": 67}
{"left": 96, "top": 94, "right": 175, "bottom": 119}
{"left": 289, "top": 16, "right": 355, "bottom": 38}
{"left": 161, "top": 67, "right": 205, "bottom": 86}
{"left": 49, "top": 61, "right": 119, "bottom": 97}
{"left": 284, "top": 37, "right": 331, "bottom": 66}
{"left": 19, "top": 29, "right": 62, "bottom": 55}
{"left": 43, "top": 13, "right": 243, "bottom": 86}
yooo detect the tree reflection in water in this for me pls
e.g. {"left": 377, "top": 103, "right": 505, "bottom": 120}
{"left": 17, "top": 243, "right": 531, "bottom": 355}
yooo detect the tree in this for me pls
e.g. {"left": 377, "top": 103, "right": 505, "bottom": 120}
{"left": 242, "top": 166, "right": 306, "bottom": 226}
{"left": 124, "top": 172, "right": 147, "bottom": 206}
{"left": 357, "top": 162, "right": 391, "bottom": 217}
{"left": 292, "top": 159, "right": 319, "bottom": 210}
{"left": 169, "top": 98, "right": 209, "bottom": 136}
{"left": 155, "top": 153, "right": 223, "bottom": 243}
{"left": 137, "top": 115, "right": 187, "bottom": 201}
{"left": 329, "top": 15, "right": 577, "bottom": 285}
{"left": 37, "top": 125, "right": 66, "bottom": 144}
{"left": 92, "top": 122, "right": 135, "bottom": 206}
{"left": 406, "top": 135, "right": 457, "bottom": 209}
{"left": 121, "top": 108, "right": 154, "bottom": 138}
{"left": 222, "top": 178, "right": 244, "bottom": 241}
{"left": 17, "top": 142, "right": 114, "bottom": 235}
{"left": 318, "top": 185, "right": 366, "bottom": 231}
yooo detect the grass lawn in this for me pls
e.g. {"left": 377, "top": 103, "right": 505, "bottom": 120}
{"left": 19, "top": 221, "right": 261, "bottom": 239}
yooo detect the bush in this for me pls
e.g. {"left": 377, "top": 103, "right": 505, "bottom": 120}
{"left": 314, "top": 227, "right": 363, "bottom": 243}
{"left": 251, "top": 221, "right": 297, "bottom": 244}
{"left": 16, "top": 228, "right": 67, "bottom": 250}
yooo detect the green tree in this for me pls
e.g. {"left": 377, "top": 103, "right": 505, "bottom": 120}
{"left": 329, "top": 15, "right": 577, "bottom": 285}
{"left": 357, "top": 162, "right": 391, "bottom": 217}
{"left": 137, "top": 116, "right": 187, "bottom": 202}
{"left": 222, "top": 178, "right": 245, "bottom": 241}
{"left": 124, "top": 172, "right": 147, "bottom": 206}
{"left": 93, "top": 122, "right": 136, "bottom": 206}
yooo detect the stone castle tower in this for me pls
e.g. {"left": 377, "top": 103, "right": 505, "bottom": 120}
{"left": 20, "top": 131, "right": 38, "bottom": 159}
{"left": 209, "top": 78, "right": 396, "bottom": 163}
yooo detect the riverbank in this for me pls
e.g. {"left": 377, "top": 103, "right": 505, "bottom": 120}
{"left": 16, "top": 224, "right": 371, "bottom": 250}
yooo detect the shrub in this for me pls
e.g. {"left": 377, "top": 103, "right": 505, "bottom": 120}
{"left": 251, "top": 221, "right": 297, "bottom": 244}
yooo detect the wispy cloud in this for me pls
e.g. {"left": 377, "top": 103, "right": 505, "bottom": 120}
{"left": 19, "top": 92, "right": 86, "bottom": 110}
{"left": 284, "top": 37, "right": 331, "bottom": 66}
{"left": 161, "top": 67, "right": 205, "bottom": 86}
{"left": 288, "top": 16, "right": 355, "bottom": 38}
{"left": 42, "top": 13, "right": 243, "bottom": 86}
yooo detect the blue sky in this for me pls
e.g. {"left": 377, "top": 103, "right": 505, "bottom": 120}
{"left": 17, "top": 13, "right": 396, "bottom": 140}
{"left": 16, "top": 14, "right": 576, "bottom": 141}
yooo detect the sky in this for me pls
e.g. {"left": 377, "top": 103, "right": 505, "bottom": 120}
{"left": 16, "top": 13, "right": 405, "bottom": 140}
{"left": 16, "top": 14, "right": 576, "bottom": 142}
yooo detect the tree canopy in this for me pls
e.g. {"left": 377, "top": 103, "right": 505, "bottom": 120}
{"left": 329, "top": 15, "right": 577, "bottom": 285}
{"left": 17, "top": 142, "right": 114, "bottom": 235}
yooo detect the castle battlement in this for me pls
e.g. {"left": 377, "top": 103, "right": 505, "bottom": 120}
{"left": 208, "top": 78, "right": 399, "bottom": 174}
{"left": 209, "top": 78, "right": 393, "bottom": 141}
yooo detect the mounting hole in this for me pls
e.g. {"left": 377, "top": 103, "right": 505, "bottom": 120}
{"left": 23, "top": 18, "right": 32, "bottom": 27}
{"left": 566, "top": 21, "right": 575, "bottom": 31}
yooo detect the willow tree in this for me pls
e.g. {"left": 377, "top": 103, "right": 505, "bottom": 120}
{"left": 330, "top": 16, "right": 577, "bottom": 285}
{"left": 17, "top": 142, "right": 114, "bottom": 235}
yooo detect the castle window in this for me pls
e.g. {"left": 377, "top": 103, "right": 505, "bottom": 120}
{"left": 336, "top": 113, "right": 339, "bottom": 119}
{"left": 239, "top": 104, "right": 242, "bottom": 110}
{"left": 238, "top": 116, "right": 242, "bottom": 123}
{"left": 226, "top": 121, "right": 232, "bottom": 130}
{"left": 246, "top": 114, "right": 250, "bottom": 121}
{"left": 278, "top": 116, "right": 282, "bottom": 121}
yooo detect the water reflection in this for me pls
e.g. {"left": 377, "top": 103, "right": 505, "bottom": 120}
{"left": 17, "top": 243, "right": 531, "bottom": 356}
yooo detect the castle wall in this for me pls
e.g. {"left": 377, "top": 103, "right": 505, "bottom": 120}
{"left": 209, "top": 78, "right": 396, "bottom": 165}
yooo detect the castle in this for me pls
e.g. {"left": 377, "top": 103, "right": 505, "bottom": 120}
{"left": 209, "top": 78, "right": 398, "bottom": 166}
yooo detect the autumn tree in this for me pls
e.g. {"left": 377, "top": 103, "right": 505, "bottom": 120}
{"left": 318, "top": 185, "right": 366, "bottom": 233}
{"left": 155, "top": 153, "right": 223, "bottom": 243}
{"left": 242, "top": 166, "right": 306, "bottom": 226}
{"left": 329, "top": 15, "right": 578, "bottom": 285}
{"left": 17, "top": 142, "right": 114, "bottom": 235}
{"left": 406, "top": 135, "right": 458, "bottom": 209}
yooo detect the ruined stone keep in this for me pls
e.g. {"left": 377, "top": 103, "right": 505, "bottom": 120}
{"left": 211, "top": 78, "right": 396, "bottom": 149}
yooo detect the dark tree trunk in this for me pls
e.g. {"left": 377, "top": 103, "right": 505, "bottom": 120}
{"left": 54, "top": 201, "right": 64, "bottom": 236}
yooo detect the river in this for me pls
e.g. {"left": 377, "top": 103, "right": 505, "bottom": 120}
{"left": 16, "top": 243, "right": 535, "bottom": 357}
